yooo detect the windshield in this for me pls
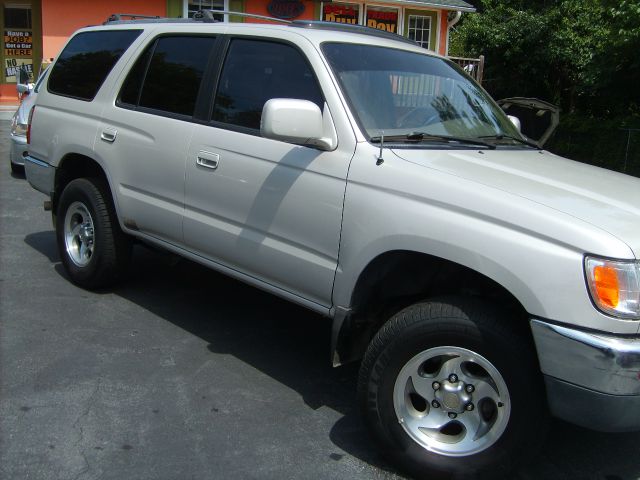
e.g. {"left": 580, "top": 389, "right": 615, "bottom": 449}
{"left": 322, "top": 43, "right": 523, "bottom": 146}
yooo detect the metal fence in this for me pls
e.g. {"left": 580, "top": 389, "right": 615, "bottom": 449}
{"left": 546, "top": 125, "right": 640, "bottom": 178}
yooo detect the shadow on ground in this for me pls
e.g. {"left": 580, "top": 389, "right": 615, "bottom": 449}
{"left": 23, "top": 237, "right": 640, "bottom": 480}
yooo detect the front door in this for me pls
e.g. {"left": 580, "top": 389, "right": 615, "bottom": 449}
{"left": 184, "top": 37, "right": 354, "bottom": 308}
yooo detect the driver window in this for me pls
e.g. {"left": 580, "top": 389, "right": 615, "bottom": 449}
{"left": 212, "top": 39, "right": 324, "bottom": 131}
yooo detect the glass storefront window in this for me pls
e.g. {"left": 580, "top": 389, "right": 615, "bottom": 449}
{"left": 187, "top": 0, "right": 225, "bottom": 21}
{"left": 323, "top": 3, "right": 360, "bottom": 25}
{"left": 4, "top": 6, "right": 32, "bottom": 29}
{"left": 365, "top": 6, "right": 398, "bottom": 34}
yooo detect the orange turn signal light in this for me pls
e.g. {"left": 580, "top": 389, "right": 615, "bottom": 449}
{"left": 592, "top": 265, "right": 619, "bottom": 308}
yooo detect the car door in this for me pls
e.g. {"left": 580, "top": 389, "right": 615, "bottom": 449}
{"left": 96, "top": 35, "right": 217, "bottom": 244}
{"left": 184, "top": 36, "right": 355, "bottom": 309}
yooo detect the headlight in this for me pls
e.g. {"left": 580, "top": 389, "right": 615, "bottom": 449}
{"left": 585, "top": 256, "right": 640, "bottom": 319}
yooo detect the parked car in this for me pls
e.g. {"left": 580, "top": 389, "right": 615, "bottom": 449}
{"left": 24, "top": 13, "right": 640, "bottom": 480}
{"left": 9, "top": 68, "right": 48, "bottom": 174}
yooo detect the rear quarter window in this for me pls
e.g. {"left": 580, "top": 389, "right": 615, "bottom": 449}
{"left": 48, "top": 30, "right": 142, "bottom": 101}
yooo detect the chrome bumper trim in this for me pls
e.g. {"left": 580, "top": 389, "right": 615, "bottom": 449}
{"left": 531, "top": 319, "right": 640, "bottom": 396}
{"left": 24, "top": 155, "right": 55, "bottom": 196}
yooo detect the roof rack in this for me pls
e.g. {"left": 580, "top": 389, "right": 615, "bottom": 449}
{"left": 199, "top": 10, "right": 291, "bottom": 23}
{"left": 290, "top": 21, "right": 418, "bottom": 46}
{"left": 104, "top": 10, "right": 291, "bottom": 25}
{"left": 102, "top": 12, "right": 419, "bottom": 47}
{"left": 106, "top": 13, "right": 162, "bottom": 22}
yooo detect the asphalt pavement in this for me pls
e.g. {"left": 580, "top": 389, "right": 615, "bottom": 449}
{"left": 1, "top": 118, "right": 639, "bottom": 480}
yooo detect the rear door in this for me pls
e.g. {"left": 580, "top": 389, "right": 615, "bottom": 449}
{"left": 96, "top": 35, "right": 217, "bottom": 245}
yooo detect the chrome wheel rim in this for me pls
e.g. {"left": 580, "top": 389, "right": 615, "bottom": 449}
{"left": 64, "top": 201, "right": 95, "bottom": 267}
{"left": 393, "top": 346, "right": 511, "bottom": 457}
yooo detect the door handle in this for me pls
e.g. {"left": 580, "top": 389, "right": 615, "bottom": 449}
{"left": 100, "top": 128, "right": 117, "bottom": 143}
{"left": 196, "top": 152, "right": 220, "bottom": 170}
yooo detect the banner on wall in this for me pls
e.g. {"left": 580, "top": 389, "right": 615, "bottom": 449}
{"left": 323, "top": 3, "right": 359, "bottom": 24}
{"left": 366, "top": 7, "right": 398, "bottom": 33}
{"left": 4, "top": 30, "right": 33, "bottom": 57}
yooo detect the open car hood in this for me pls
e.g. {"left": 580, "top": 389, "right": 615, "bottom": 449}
{"left": 498, "top": 97, "right": 559, "bottom": 147}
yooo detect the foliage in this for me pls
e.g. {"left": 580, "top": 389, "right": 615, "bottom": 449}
{"left": 450, "top": 0, "right": 640, "bottom": 173}
{"left": 450, "top": 0, "right": 640, "bottom": 117}
{"left": 546, "top": 114, "right": 640, "bottom": 176}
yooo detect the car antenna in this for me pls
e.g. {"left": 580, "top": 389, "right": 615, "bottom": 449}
{"left": 377, "top": 131, "right": 384, "bottom": 165}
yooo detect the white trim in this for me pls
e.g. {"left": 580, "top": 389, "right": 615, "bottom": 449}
{"left": 406, "top": 12, "right": 432, "bottom": 49}
{"left": 183, "top": 0, "right": 230, "bottom": 22}
{"left": 435, "top": 9, "right": 440, "bottom": 54}
{"left": 445, "top": 12, "right": 449, "bottom": 55}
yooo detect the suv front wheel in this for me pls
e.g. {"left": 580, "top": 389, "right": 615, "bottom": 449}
{"left": 358, "top": 297, "right": 548, "bottom": 479}
{"left": 56, "top": 177, "right": 130, "bottom": 289}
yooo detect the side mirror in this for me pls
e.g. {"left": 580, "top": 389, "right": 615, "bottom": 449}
{"left": 261, "top": 98, "right": 334, "bottom": 150}
{"left": 17, "top": 83, "right": 31, "bottom": 95}
{"left": 507, "top": 115, "right": 521, "bottom": 132}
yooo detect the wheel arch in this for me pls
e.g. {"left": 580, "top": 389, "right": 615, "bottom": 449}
{"left": 331, "top": 250, "right": 533, "bottom": 366}
{"left": 53, "top": 152, "right": 117, "bottom": 221}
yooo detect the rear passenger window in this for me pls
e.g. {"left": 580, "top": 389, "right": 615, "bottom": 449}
{"left": 118, "top": 36, "right": 216, "bottom": 117}
{"left": 212, "top": 39, "right": 324, "bottom": 131}
{"left": 48, "top": 30, "right": 142, "bottom": 101}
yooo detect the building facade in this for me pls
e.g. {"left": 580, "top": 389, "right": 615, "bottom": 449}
{"left": 0, "top": 0, "right": 473, "bottom": 103}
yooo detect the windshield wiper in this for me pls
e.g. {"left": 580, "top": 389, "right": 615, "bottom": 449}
{"left": 370, "top": 132, "right": 496, "bottom": 149}
{"left": 479, "top": 134, "right": 541, "bottom": 149}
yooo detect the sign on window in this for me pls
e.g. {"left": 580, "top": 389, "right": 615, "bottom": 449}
{"left": 5, "top": 58, "right": 32, "bottom": 82}
{"left": 4, "top": 30, "right": 32, "bottom": 56}
{"left": 366, "top": 7, "right": 398, "bottom": 33}
{"left": 323, "top": 3, "right": 359, "bottom": 24}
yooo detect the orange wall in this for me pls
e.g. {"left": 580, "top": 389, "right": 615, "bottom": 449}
{"left": 244, "top": 0, "right": 317, "bottom": 23}
{"left": 438, "top": 12, "right": 447, "bottom": 55}
{"left": 41, "top": 0, "right": 166, "bottom": 60}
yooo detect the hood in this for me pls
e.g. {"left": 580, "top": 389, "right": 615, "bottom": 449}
{"left": 497, "top": 97, "right": 559, "bottom": 147}
{"left": 392, "top": 148, "right": 640, "bottom": 258}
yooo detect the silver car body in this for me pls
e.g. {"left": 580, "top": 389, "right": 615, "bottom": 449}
{"left": 25, "top": 22, "right": 640, "bottom": 431}
{"left": 10, "top": 69, "right": 47, "bottom": 170}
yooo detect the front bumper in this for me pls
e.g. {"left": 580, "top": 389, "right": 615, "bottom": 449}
{"left": 531, "top": 319, "right": 640, "bottom": 432}
{"left": 10, "top": 133, "right": 28, "bottom": 166}
{"left": 24, "top": 155, "right": 55, "bottom": 197}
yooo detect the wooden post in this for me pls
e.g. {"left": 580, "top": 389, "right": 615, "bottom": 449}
{"left": 477, "top": 55, "right": 485, "bottom": 85}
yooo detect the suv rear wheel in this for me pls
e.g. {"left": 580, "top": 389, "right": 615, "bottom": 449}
{"left": 358, "top": 297, "right": 548, "bottom": 479}
{"left": 56, "top": 177, "right": 130, "bottom": 289}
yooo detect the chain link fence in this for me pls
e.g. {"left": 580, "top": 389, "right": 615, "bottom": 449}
{"left": 545, "top": 122, "right": 640, "bottom": 178}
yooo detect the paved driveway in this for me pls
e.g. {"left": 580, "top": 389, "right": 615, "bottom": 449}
{"left": 1, "top": 120, "right": 638, "bottom": 480}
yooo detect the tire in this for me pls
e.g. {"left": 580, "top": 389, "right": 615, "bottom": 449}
{"left": 10, "top": 160, "right": 24, "bottom": 174}
{"left": 56, "top": 177, "right": 130, "bottom": 289}
{"left": 358, "top": 297, "right": 548, "bottom": 480}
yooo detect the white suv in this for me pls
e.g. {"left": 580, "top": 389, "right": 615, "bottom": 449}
{"left": 25, "top": 13, "right": 640, "bottom": 479}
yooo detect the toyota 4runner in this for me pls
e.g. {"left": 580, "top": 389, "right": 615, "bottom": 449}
{"left": 24, "top": 12, "right": 640, "bottom": 479}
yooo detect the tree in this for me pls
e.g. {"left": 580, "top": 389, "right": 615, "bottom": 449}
{"left": 451, "top": 0, "right": 640, "bottom": 117}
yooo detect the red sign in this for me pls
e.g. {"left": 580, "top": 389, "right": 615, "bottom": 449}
{"left": 366, "top": 8, "right": 398, "bottom": 33}
{"left": 323, "top": 4, "right": 359, "bottom": 24}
